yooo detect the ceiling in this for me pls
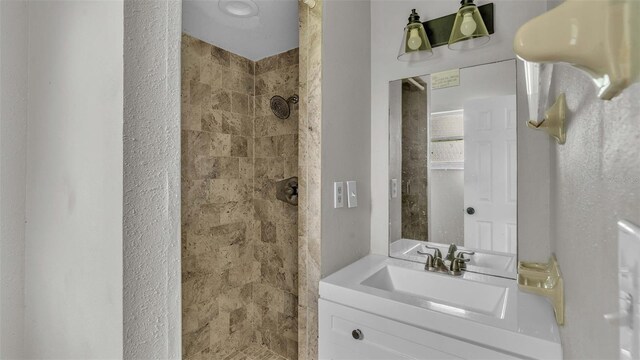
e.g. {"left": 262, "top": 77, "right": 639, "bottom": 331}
{"left": 183, "top": 0, "right": 299, "bottom": 61}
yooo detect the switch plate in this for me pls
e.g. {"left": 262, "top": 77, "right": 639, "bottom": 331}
{"left": 391, "top": 179, "right": 398, "bottom": 198}
{"left": 609, "top": 220, "right": 640, "bottom": 359}
{"left": 333, "top": 182, "right": 344, "bottom": 208}
{"left": 347, "top": 181, "right": 357, "bottom": 208}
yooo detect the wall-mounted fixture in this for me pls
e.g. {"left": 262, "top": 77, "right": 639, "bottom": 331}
{"left": 299, "top": 0, "right": 316, "bottom": 9}
{"left": 518, "top": 255, "right": 564, "bottom": 326}
{"left": 513, "top": 0, "right": 639, "bottom": 100}
{"left": 398, "top": 2, "right": 494, "bottom": 62}
{"left": 397, "top": 10, "right": 433, "bottom": 62}
{"left": 523, "top": 61, "right": 567, "bottom": 144}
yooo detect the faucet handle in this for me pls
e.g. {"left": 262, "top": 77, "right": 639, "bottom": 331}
{"left": 417, "top": 251, "right": 436, "bottom": 271}
{"left": 456, "top": 250, "right": 475, "bottom": 258}
{"left": 422, "top": 244, "right": 443, "bottom": 259}
{"left": 448, "top": 257, "right": 470, "bottom": 276}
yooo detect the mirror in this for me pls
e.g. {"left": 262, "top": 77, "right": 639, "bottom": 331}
{"left": 388, "top": 59, "right": 518, "bottom": 278}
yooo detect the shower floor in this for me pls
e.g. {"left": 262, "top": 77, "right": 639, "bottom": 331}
{"left": 213, "top": 343, "right": 289, "bottom": 360}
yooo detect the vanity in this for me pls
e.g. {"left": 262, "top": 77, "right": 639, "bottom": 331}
{"left": 319, "top": 58, "right": 562, "bottom": 359}
{"left": 319, "top": 255, "right": 561, "bottom": 359}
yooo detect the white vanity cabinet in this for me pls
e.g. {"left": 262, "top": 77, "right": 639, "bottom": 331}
{"left": 319, "top": 299, "right": 518, "bottom": 360}
{"left": 319, "top": 255, "right": 562, "bottom": 360}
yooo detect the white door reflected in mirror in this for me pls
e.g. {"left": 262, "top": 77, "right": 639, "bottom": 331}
{"left": 463, "top": 95, "right": 517, "bottom": 254}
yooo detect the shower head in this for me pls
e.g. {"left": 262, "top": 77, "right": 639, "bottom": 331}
{"left": 270, "top": 94, "right": 299, "bottom": 120}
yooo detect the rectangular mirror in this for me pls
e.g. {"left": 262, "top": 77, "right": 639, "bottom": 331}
{"left": 388, "top": 59, "right": 518, "bottom": 279}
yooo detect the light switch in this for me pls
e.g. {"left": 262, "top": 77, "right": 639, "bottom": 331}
{"left": 347, "top": 181, "right": 357, "bottom": 208}
{"left": 333, "top": 182, "right": 344, "bottom": 208}
{"left": 391, "top": 179, "right": 398, "bottom": 199}
{"left": 606, "top": 220, "right": 640, "bottom": 359}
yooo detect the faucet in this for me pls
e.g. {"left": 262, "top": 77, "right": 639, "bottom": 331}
{"left": 445, "top": 244, "right": 457, "bottom": 262}
{"left": 418, "top": 244, "right": 475, "bottom": 276}
{"left": 418, "top": 244, "right": 447, "bottom": 272}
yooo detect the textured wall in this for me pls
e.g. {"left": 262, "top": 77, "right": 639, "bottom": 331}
{"left": 123, "top": 0, "right": 182, "bottom": 358}
{"left": 0, "top": 1, "right": 27, "bottom": 357}
{"left": 548, "top": 69, "right": 640, "bottom": 359}
{"left": 24, "top": 1, "right": 124, "bottom": 357}
{"left": 181, "top": 33, "right": 299, "bottom": 359}
{"left": 401, "top": 83, "right": 428, "bottom": 241}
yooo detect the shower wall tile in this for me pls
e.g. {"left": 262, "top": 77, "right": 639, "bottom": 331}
{"left": 181, "top": 33, "right": 257, "bottom": 359}
{"left": 252, "top": 48, "right": 299, "bottom": 360}
{"left": 298, "top": 1, "right": 322, "bottom": 358}
{"left": 182, "top": 33, "right": 298, "bottom": 360}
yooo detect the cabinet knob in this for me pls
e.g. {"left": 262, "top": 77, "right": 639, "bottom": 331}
{"left": 351, "top": 329, "right": 364, "bottom": 340}
{"left": 466, "top": 207, "right": 475, "bottom": 215}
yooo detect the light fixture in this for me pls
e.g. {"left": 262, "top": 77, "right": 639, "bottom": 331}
{"left": 218, "top": 0, "right": 259, "bottom": 18}
{"left": 448, "top": 0, "right": 490, "bottom": 50}
{"left": 523, "top": 61, "right": 567, "bottom": 144}
{"left": 397, "top": 9, "right": 433, "bottom": 62}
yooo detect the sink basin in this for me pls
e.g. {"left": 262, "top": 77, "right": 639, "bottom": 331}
{"left": 361, "top": 265, "right": 509, "bottom": 318}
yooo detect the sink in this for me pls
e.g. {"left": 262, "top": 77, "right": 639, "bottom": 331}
{"left": 361, "top": 265, "right": 509, "bottom": 318}
{"left": 319, "top": 255, "right": 563, "bottom": 359}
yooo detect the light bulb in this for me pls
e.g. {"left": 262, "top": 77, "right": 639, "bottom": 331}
{"left": 407, "top": 28, "right": 422, "bottom": 50}
{"left": 460, "top": 13, "right": 477, "bottom": 36}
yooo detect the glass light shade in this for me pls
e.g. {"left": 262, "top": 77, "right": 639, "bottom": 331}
{"left": 523, "top": 61, "right": 555, "bottom": 126}
{"left": 448, "top": 2, "right": 490, "bottom": 50}
{"left": 398, "top": 14, "right": 433, "bottom": 62}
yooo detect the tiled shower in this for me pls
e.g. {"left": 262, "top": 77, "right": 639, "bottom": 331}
{"left": 401, "top": 81, "right": 428, "bottom": 241}
{"left": 181, "top": 33, "right": 299, "bottom": 359}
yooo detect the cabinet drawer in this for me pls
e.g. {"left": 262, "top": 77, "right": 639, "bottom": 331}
{"left": 319, "top": 299, "right": 520, "bottom": 360}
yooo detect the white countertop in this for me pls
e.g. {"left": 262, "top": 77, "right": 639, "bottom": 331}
{"left": 320, "top": 255, "right": 562, "bottom": 359}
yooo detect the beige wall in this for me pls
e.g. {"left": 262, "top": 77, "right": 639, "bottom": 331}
{"left": 181, "top": 33, "right": 299, "bottom": 359}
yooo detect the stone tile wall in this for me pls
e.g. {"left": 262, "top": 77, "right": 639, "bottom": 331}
{"left": 401, "top": 83, "right": 428, "bottom": 241}
{"left": 252, "top": 49, "right": 299, "bottom": 359}
{"left": 297, "top": 1, "right": 322, "bottom": 359}
{"left": 181, "top": 33, "right": 299, "bottom": 359}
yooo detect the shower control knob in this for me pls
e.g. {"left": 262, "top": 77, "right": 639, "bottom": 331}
{"left": 466, "top": 207, "right": 475, "bottom": 215}
{"left": 351, "top": 329, "right": 364, "bottom": 340}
